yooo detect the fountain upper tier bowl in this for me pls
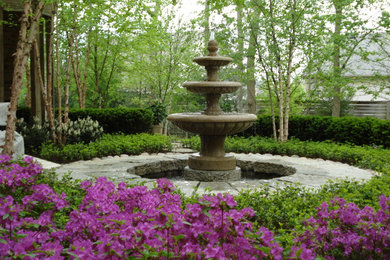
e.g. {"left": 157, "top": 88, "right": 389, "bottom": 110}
{"left": 184, "top": 81, "right": 241, "bottom": 94}
{"left": 167, "top": 112, "right": 257, "bottom": 135}
{"left": 193, "top": 56, "right": 233, "bottom": 67}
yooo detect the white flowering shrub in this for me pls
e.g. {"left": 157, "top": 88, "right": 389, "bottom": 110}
{"left": 57, "top": 117, "right": 104, "bottom": 144}
{"left": 17, "top": 117, "right": 103, "bottom": 153}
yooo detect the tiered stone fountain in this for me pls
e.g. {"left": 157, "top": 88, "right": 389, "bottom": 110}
{"left": 168, "top": 39, "right": 257, "bottom": 181}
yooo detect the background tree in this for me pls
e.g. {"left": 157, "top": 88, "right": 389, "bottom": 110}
{"left": 305, "top": 0, "right": 383, "bottom": 117}
{"left": 246, "top": 0, "right": 318, "bottom": 141}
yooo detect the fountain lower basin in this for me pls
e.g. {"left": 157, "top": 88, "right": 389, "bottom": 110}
{"left": 167, "top": 113, "right": 257, "bottom": 135}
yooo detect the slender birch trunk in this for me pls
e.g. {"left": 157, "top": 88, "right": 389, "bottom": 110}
{"left": 2, "top": 0, "right": 45, "bottom": 155}
{"left": 247, "top": 33, "right": 257, "bottom": 114}
{"left": 331, "top": 1, "right": 342, "bottom": 117}
{"left": 283, "top": 0, "right": 297, "bottom": 140}
{"left": 236, "top": 3, "right": 244, "bottom": 112}
{"left": 54, "top": 2, "right": 63, "bottom": 145}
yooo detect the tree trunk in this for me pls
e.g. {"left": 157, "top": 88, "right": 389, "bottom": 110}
{"left": 268, "top": 0, "right": 285, "bottom": 141}
{"left": 25, "top": 63, "right": 31, "bottom": 107}
{"left": 283, "top": 0, "right": 298, "bottom": 141}
{"left": 204, "top": 0, "right": 210, "bottom": 45}
{"left": 33, "top": 40, "right": 56, "bottom": 141}
{"left": 80, "top": 30, "right": 91, "bottom": 109}
{"left": 236, "top": 3, "right": 244, "bottom": 112}
{"left": 54, "top": 2, "right": 63, "bottom": 145}
{"left": 64, "top": 32, "right": 73, "bottom": 126}
{"left": 331, "top": 1, "right": 342, "bottom": 117}
{"left": 246, "top": 31, "right": 257, "bottom": 114}
{"left": 2, "top": 0, "right": 45, "bottom": 155}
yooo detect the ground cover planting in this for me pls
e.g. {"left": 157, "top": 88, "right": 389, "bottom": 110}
{"left": 1, "top": 136, "right": 390, "bottom": 259}
{"left": 39, "top": 133, "right": 173, "bottom": 163}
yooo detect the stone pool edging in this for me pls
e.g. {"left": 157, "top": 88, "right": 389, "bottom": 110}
{"left": 49, "top": 152, "right": 376, "bottom": 197}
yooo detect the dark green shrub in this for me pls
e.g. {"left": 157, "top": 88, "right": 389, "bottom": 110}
{"left": 372, "top": 119, "right": 390, "bottom": 147}
{"left": 16, "top": 117, "right": 50, "bottom": 155}
{"left": 16, "top": 106, "right": 33, "bottom": 124}
{"left": 148, "top": 101, "right": 167, "bottom": 125}
{"left": 67, "top": 108, "right": 153, "bottom": 134}
{"left": 241, "top": 115, "right": 390, "bottom": 147}
{"left": 326, "top": 116, "right": 376, "bottom": 146}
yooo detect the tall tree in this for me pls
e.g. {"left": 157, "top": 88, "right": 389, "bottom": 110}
{"left": 306, "top": 0, "right": 383, "bottom": 117}
{"left": 235, "top": 2, "right": 244, "bottom": 112}
{"left": 3, "top": 0, "right": 45, "bottom": 155}
{"left": 248, "top": 0, "right": 317, "bottom": 141}
{"left": 123, "top": 20, "right": 199, "bottom": 105}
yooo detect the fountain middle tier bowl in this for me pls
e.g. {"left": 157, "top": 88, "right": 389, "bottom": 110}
{"left": 167, "top": 113, "right": 257, "bottom": 135}
{"left": 184, "top": 81, "right": 241, "bottom": 94}
{"left": 193, "top": 56, "right": 233, "bottom": 67}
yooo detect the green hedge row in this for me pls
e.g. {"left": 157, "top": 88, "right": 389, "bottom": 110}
{"left": 40, "top": 133, "right": 172, "bottom": 163}
{"left": 67, "top": 108, "right": 153, "bottom": 134}
{"left": 241, "top": 115, "right": 390, "bottom": 147}
{"left": 17, "top": 107, "right": 154, "bottom": 134}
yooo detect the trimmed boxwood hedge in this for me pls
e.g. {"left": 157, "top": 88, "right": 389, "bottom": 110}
{"left": 241, "top": 115, "right": 390, "bottom": 147}
{"left": 17, "top": 107, "right": 154, "bottom": 134}
{"left": 67, "top": 108, "right": 153, "bottom": 134}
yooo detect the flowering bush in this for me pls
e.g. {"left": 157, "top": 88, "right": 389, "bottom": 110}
{"left": 0, "top": 155, "right": 68, "bottom": 259}
{"left": 56, "top": 116, "right": 103, "bottom": 145}
{"left": 1, "top": 154, "right": 390, "bottom": 259}
{"left": 0, "top": 155, "right": 42, "bottom": 188}
{"left": 294, "top": 196, "right": 390, "bottom": 259}
{"left": 0, "top": 155, "right": 281, "bottom": 259}
{"left": 17, "top": 116, "right": 103, "bottom": 150}
{"left": 60, "top": 177, "right": 282, "bottom": 259}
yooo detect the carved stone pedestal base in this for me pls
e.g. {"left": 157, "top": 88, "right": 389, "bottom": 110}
{"left": 183, "top": 166, "right": 241, "bottom": 182}
{"left": 188, "top": 152, "right": 236, "bottom": 171}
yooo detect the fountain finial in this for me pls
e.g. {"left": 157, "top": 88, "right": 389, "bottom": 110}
{"left": 207, "top": 40, "right": 218, "bottom": 56}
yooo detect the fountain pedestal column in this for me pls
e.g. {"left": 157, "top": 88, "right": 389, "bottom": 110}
{"left": 188, "top": 135, "right": 235, "bottom": 171}
{"left": 167, "top": 39, "right": 257, "bottom": 182}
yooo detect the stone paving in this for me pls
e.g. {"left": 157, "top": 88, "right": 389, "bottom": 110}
{"left": 36, "top": 149, "right": 377, "bottom": 197}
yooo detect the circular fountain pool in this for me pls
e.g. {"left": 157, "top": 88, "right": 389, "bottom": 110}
{"left": 130, "top": 157, "right": 296, "bottom": 181}
{"left": 54, "top": 153, "right": 375, "bottom": 197}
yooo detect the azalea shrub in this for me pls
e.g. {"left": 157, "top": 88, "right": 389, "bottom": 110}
{"left": 0, "top": 155, "right": 68, "bottom": 258}
{"left": 0, "top": 155, "right": 281, "bottom": 259}
{"left": 295, "top": 196, "right": 390, "bottom": 259}
{"left": 1, "top": 155, "right": 389, "bottom": 259}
